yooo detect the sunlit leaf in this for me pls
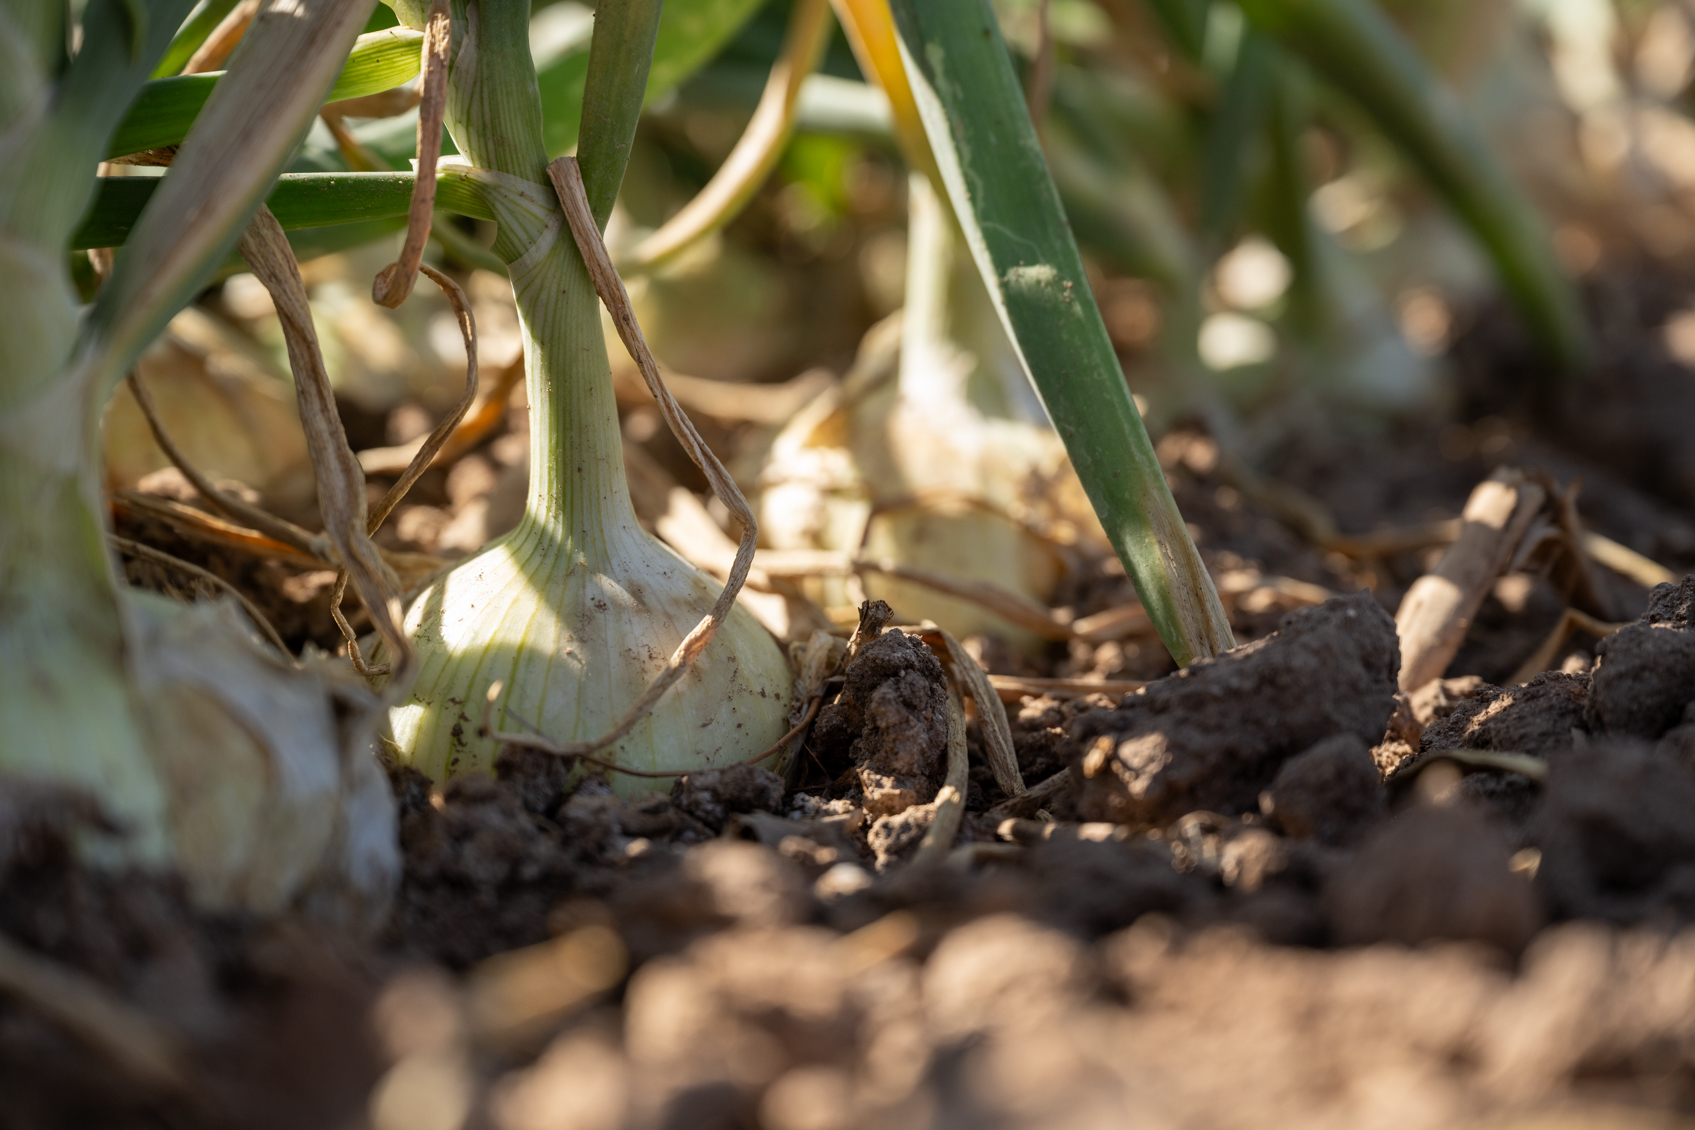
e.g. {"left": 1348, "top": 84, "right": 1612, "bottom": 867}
{"left": 885, "top": 0, "right": 1233, "bottom": 665}
{"left": 538, "top": 0, "right": 768, "bottom": 157}
{"left": 73, "top": 170, "right": 492, "bottom": 250}
{"left": 109, "top": 26, "right": 422, "bottom": 159}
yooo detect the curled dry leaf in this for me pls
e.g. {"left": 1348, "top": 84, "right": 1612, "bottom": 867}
{"left": 915, "top": 624, "right": 1024, "bottom": 797}
{"left": 236, "top": 207, "right": 410, "bottom": 693}
{"left": 357, "top": 352, "right": 522, "bottom": 477}
{"left": 110, "top": 534, "right": 291, "bottom": 658}
{"left": 125, "top": 367, "right": 328, "bottom": 560}
{"left": 102, "top": 309, "right": 309, "bottom": 495}
{"left": 371, "top": 0, "right": 451, "bottom": 309}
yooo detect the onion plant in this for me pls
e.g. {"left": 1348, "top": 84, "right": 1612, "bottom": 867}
{"left": 374, "top": 0, "right": 796, "bottom": 789}
{"left": 0, "top": 0, "right": 397, "bottom": 924}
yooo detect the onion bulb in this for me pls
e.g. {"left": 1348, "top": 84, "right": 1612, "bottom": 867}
{"left": 757, "top": 175, "right": 1106, "bottom": 645}
{"left": 377, "top": 14, "right": 792, "bottom": 793}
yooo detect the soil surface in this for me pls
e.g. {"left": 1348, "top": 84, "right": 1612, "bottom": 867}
{"left": 15, "top": 288, "right": 1695, "bottom": 1129}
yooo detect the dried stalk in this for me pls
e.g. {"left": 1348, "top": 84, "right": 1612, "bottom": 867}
{"left": 110, "top": 491, "right": 446, "bottom": 582}
{"left": 1026, "top": 0, "right": 1056, "bottom": 139}
{"left": 125, "top": 369, "right": 328, "bottom": 559}
{"left": 986, "top": 674, "right": 1147, "bottom": 702}
{"left": 335, "top": 263, "right": 476, "bottom": 676}
{"left": 182, "top": 0, "right": 261, "bottom": 74}
{"left": 358, "top": 352, "right": 522, "bottom": 476}
{"left": 1395, "top": 468, "right": 1546, "bottom": 693}
{"left": 236, "top": 207, "right": 410, "bottom": 690}
{"left": 110, "top": 535, "right": 290, "bottom": 658}
{"left": 1582, "top": 530, "right": 1677, "bottom": 590}
{"left": 322, "top": 85, "right": 423, "bottom": 120}
{"left": 1506, "top": 607, "right": 1629, "bottom": 687}
{"left": 987, "top": 765, "right": 1073, "bottom": 821}
{"left": 915, "top": 625, "right": 1023, "bottom": 797}
{"left": 912, "top": 685, "right": 970, "bottom": 866}
{"left": 111, "top": 491, "right": 325, "bottom": 568}
{"left": 318, "top": 111, "right": 386, "bottom": 172}
{"left": 1385, "top": 747, "right": 1549, "bottom": 790}
{"left": 366, "top": 264, "right": 478, "bottom": 531}
{"left": 371, "top": 0, "right": 451, "bottom": 308}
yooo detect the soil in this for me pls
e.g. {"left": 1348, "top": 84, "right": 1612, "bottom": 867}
{"left": 16, "top": 289, "right": 1695, "bottom": 1129}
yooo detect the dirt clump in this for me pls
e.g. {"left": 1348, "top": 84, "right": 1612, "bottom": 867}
{"left": 615, "top": 923, "right": 903, "bottom": 1128}
{"left": 1068, "top": 592, "right": 1400, "bottom": 825}
{"left": 1643, "top": 575, "right": 1695, "bottom": 626}
{"left": 1421, "top": 670, "right": 1590, "bottom": 759}
{"left": 1534, "top": 736, "right": 1695, "bottom": 924}
{"left": 0, "top": 784, "right": 384, "bottom": 1130}
{"left": 811, "top": 629, "right": 949, "bottom": 818}
{"left": 1021, "top": 834, "right": 1208, "bottom": 938}
{"left": 1586, "top": 621, "right": 1695, "bottom": 739}
{"left": 808, "top": 627, "right": 953, "bottom": 870}
{"left": 1373, "top": 675, "right": 1490, "bottom": 774}
{"left": 1259, "top": 734, "right": 1384, "bottom": 846}
{"left": 386, "top": 753, "right": 726, "bottom": 968}
{"left": 386, "top": 767, "right": 588, "bottom": 967}
{"left": 1656, "top": 701, "right": 1695, "bottom": 774}
{"left": 1326, "top": 801, "right": 1544, "bottom": 955}
{"left": 670, "top": 765, "right": 785, "bottom": 833}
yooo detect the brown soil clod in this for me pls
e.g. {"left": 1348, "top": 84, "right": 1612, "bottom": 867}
{"left": 1327, "top": 802, "right": 1544, "bottom": 955}
{"left": 1586, "top": 620, "right": 1695, "bottom": 739}
{"left": 1258, "top": 734, "right": 1385, "bottom": 846}
{"left": 1421, "top": 670, "right": 1591, "bottom": 761}
{"left": 1534, "top": 736, "right": 1695, "bottom": 924}
{"left": 812, "top": 628, "right": 950, "bottom": 821}
{"left": 1068, "top": 592, "right": 1400, "bottom": 826}
{"left": 670, "top": 765, "right": 786, "bottom": 833}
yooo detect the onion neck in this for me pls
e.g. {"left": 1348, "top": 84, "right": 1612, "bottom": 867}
{"left": 441, "top": 0, "right": 639, "bottom": 568}
{"left": 510, "top": 233, "right": 639, "bottom": 559}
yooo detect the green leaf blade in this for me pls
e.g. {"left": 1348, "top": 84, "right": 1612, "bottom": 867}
{"left": 887, "top": 0, "right": 1233, "bottom": 666}
{"left": 73, "top": 169, "right": 493, "bottom": 250}
{"left": 108, "top": 26, "right": 423, "bottom": 158}
{"left": 153, "top": 0, "right": 240, "bottom": 77}
{"left": 577, "top": 0, "right": 663, "bottom": 230}
{"left": 537, "top": 0, "right": 768, "bottom": 158}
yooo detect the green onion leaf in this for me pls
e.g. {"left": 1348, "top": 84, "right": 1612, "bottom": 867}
{"left": 538, "top": 0, "right": 768, "bottom": 157}
{"left": 72, "top": 170, "right": 492, "bottom": 250}
{"left": 886, "top": 0, "right": 1234, "bottom": 666}
{"left": 577, "top": 0, "right": 663, "bottom": 230}
{"left": 109, "top": 26, "right": 423, "bottom": 159}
